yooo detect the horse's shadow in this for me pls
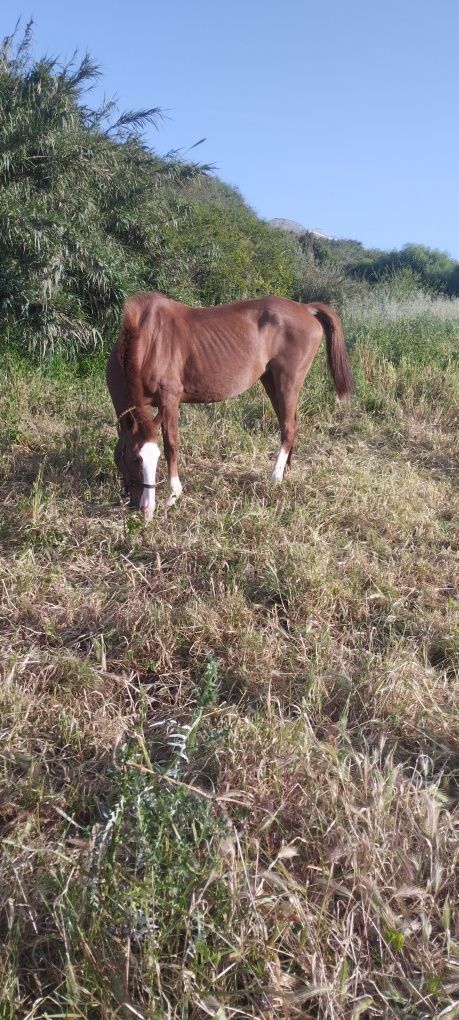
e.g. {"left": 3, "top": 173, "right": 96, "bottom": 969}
{"left": 0, "top": 439, "right": 124, "bottom": 543}
{"left": 216, "top": 465, "right": 271, "bottom": 498}
{"left": 2, "top": 437, "right": 104, "bottom": 487}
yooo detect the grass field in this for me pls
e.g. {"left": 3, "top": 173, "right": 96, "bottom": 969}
{"left": 1, "top": 297, "right": 458, "bottom": 1019}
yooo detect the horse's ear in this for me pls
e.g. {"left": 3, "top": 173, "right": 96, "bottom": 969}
{"left": 124, "top": 410, "right": 139, "bottom": 434}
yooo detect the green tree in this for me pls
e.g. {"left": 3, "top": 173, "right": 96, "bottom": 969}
{"left": 0, "top": 23, "right": 207, "bottom": 356}
{"left": 0, "top": 24, "right": 304, "bottom": 360}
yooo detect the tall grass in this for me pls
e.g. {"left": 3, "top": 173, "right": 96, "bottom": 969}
{"left": 346, "top": 289, "right": 459, "bottom": 323}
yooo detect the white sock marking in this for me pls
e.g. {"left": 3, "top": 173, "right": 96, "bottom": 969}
{"left": 271, "top": 445, "right": 289, "bottom": 483}
{"left": 166, "top": 471, "right": 182, "bottom": 499}
{"left": 166, "top": 477, "right": 181, "bottom": 510}
{"left": 139, "top": 441, "right": 160, "bottom": 519}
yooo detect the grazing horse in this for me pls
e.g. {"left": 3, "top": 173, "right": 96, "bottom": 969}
{"left": 106, "top": 292, "right": 354, "bottom": 518}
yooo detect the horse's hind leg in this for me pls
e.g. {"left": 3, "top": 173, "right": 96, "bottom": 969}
{"left": 160, "top": 396, "right": 183, "bottom": 507}
{"left": 286, "top": 411, "right": 299, "bottom": 467}
{"left": 269, "top": 373, "right": 301, "bottom": 483}
{"left": 260, "top": 370, "right": 281, "bottom": 423}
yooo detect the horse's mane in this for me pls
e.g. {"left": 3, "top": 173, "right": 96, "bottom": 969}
{"left": 116, "top": 292, "right": 161, "bottom": 437}
{"left": 116, "top": 293, "right": 148, "bottom": 371}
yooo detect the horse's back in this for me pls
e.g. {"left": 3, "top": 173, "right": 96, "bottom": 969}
{"left": 113, "top": 291, "right": 328, "bottom": 406}
{"left": 121, "top": 291, "right": 315, "bottom": 336}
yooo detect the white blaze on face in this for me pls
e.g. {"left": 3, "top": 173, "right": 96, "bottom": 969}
{"left": 139, "top": 441, "right": 161, "bottom": 519}
{"left": 271, "top": 445, "right": 289, "bottom": 483}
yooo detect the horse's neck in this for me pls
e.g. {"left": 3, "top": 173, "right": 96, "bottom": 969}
{"left": 106, "top": 344, "right": 132, "bottom": 416}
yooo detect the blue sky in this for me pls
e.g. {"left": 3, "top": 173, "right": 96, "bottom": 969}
{"left": 4, "top": 0, "right": 459, "bottom": 257}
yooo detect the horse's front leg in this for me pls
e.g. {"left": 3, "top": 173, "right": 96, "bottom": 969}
{"left": 138, "top": 411, "right": 162, "bottom": 521}
{"left": 161, "top": 398, "right": 183, "bottom": 507}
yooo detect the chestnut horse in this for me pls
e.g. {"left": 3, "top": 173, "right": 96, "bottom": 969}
{"left": 106, "top": 292, "right": 354, "bottom": 518}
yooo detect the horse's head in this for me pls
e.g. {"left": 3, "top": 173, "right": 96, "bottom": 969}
{"left": 114, "top": 409, "right": 161, "bottom": 518}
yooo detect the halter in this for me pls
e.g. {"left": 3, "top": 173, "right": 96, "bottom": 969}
{"left": 117, "top": 405, "right": 137, "bottom": 422}
{"left": 116, "top": 406, "right": 137, "bottom": 435}
{"left": 123, "top": 478, "right": 157, "bottom": 490}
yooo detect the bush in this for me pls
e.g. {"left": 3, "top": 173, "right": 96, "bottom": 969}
{"left": 0, "top": 25, "right": 303, "bottom": 359}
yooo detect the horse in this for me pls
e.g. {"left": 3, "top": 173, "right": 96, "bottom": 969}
{"left": 106, "top": 291, "right": 354, "bottom": 519}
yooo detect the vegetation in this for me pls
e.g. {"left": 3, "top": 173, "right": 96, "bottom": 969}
{"left": 1, "top": 24, "right": 459, "bottom": 1020}
{"left": 2, "top": 23, "right": 459, "bottom": 363}
{"left": 299, "top": 233, "right": 459, "bottom": 299}
{"left": 0, "top": 24, "right": 300, "bottom": 358}
{"left": 1, "top": 289, "right": 458, "bottom": 1018}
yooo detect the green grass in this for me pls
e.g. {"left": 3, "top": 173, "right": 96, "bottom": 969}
{"left": 0, "top": 306, "right": 458, "bottom": 1018}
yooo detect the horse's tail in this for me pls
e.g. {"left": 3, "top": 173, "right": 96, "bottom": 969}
{"left": 116, "top": 292, "right": 160, "bottom": 436}
{"left": 308, "top": 303, "right": 354, "bottom": 399}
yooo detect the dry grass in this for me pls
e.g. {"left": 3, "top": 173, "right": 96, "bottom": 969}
{"left": 0, "top": 323, "right": 458, "bottom": 1018}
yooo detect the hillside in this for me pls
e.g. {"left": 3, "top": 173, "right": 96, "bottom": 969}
{"left": 0, "top": 27, "right": 301, "bottom": 359}
{"left": 2, "top": 24, "right": 459, "bottom": 365}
